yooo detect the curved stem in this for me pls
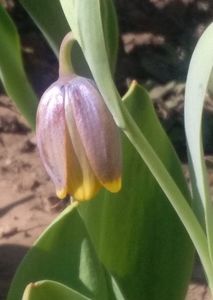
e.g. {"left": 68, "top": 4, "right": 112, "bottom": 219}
{"left": 120, "top": 104, "right": 213, "bottom": 293}
{"left": 59, "top": 32, "right": 76, "bottom": 77}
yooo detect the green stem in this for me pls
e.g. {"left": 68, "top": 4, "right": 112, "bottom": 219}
{"left": 59, "top": 32, "right": 75, "bottom": 77}
{"left": 120, "top": 104, "right": 213, "bottom": 293}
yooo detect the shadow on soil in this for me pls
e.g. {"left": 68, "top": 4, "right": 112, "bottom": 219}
{"left": 0, "top": 244, "right": 28, "bottom": 300}
{"left": 0, "top": 195, "right": 34, "bottom": 218}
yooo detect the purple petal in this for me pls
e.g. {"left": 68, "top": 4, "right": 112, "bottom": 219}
{"left": 64, "top": 76, "right": 122, "bottom": 192}
{"left": 36, "top": 81, "right": 101, "bottom": 200}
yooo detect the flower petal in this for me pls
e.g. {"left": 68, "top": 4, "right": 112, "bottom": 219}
{"left": 65, "top": 76, "right": 122, "bottom": 193}
{"left": 36, "top": 83, "right": 85, "bottom": 200}
{"left": 64, "top": 87, "right": 101, "bottom": 201}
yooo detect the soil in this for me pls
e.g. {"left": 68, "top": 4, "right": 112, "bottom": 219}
{"left": 1, "top": 0, "right": 213, "bottom": 300}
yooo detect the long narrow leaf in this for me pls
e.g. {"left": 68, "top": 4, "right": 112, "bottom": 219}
{"left": 185, "top": 23, "right": 213, "bottom": 262}
{"left": 78, "top": 82, "right": 194, "bottom": 299}
{"left": 0, "top": 5, "right": 37, "bottom": 128}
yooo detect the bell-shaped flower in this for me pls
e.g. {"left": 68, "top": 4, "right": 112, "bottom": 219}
{"left": 36, "top": 75, "right": 121, "bottom": 201}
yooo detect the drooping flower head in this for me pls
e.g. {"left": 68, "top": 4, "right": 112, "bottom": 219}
{"left": 36, "top": 75, "right": 121, "bottom": 201}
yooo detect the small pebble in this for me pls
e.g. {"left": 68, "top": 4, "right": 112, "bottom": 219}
{"left": 0, "top": 226, "right": 18, "bottom": 238}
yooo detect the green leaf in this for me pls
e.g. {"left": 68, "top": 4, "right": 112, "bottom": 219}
{"left": 110, "top": 276, "right": 125, "bottom": 300}
{"left": 78, "top": 82, "right": 194, "bottom": 299}
{"left": 0, "top": 5, "right": 37, "bottom": 128}
{"left": 22, "top": 280, "right": 91, "bottom": 300}
{"left": 185, "top": 23, "right": 213, "bottom": 263}
{"left": 7, "top": 203, "right": 114, "bottom": 300}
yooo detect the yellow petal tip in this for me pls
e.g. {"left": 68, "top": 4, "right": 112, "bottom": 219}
{"left": 103, "top": 177, "right": 121, "bottom": 193}
{"left": 56, "top": 188, "right": 68, "bottom": 199}
{"left": 73, "top": 181, "right": 101, "bottom": 201}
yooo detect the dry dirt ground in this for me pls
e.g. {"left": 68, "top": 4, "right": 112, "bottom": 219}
{"left": 0, "top": 94, "right": 212, "bottom": 300}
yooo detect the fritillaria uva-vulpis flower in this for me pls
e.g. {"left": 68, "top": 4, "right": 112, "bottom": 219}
{"left": 36, "top": 34, "right": 121, "bottom": 201}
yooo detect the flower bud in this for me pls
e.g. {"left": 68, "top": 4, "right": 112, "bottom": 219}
{"left": 36, "top": 76, "right": 121, "bottom": 201}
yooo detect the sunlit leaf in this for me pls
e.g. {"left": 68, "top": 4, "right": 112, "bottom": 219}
{"left": 22, "top": 280, "right": 91, "bottom": 300}
{"left": 185, "top": 23, "right": 213, "bottom": 261}
{"left": 78, "top": 82, "right": 194, "bottom": 299}
{"left": 0, "top": 5, "right": 37, "bottom": 128}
